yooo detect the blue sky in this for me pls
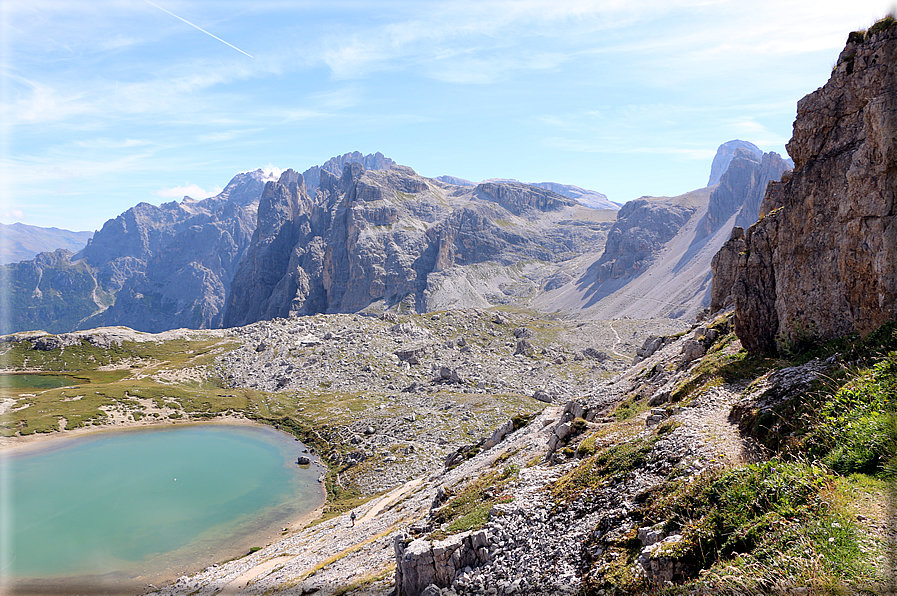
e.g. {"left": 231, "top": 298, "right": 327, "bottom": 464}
{"left": 1, "top": 0, "right": 894, "bottom": 231}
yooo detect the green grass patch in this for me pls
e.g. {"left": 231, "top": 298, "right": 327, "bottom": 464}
{"left": 804, "top": 352, "right": 897, "bottom": 477}
{"left": 613, "top": 395, "right": 649, "bottom": 421}
{"left": 669, "top": 333, "right": 784, "bottom": 404}
{"left": 552, "top": 434, "right": 660, "bottom": 502}
{"left": 630, "top": 460, "right": 884, "bottom": 593}
{"left": 430, "top": 465, "right": 519, "bottom": 540}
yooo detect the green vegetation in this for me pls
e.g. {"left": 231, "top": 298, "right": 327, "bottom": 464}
{"left": 867, "top": 13, "right": 897, "bottom": 37}
{"left": 806, "top": 353, "right": 897, "bottom": 477}
{"left": 576, "top": 318, "right": 897, "bottom": 594}
{"left": 430, "top": 465, "right": 519, "bottom": 540}
{"left": 613, "top": 394, "right": 650, "bottom": 421}
{"left": 585, "top": 461, "right": 884, "bottom": 595}
{"left": 552, "top": 433, "right": 661, "bottom": 503}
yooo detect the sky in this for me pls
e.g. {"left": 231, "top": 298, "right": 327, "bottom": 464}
{"left": 1, "top": 0, "right": 895, "bottom": 232}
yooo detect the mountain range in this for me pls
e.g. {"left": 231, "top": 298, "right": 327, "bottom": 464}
{"left": 1, "top": 141, "right": 789, "bottom": 335}
{"left": 0, "top": 223, "right": 93, "bottom": 266}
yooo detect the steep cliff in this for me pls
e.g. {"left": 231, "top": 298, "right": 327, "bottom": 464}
{"left": 698, "top": 149, "right": 792, "bottom": 238}
{"left": 716, "top": 19, "right": 897, "bottom": 354}
{"left": 224, "top": 165, "right": 610, "bottom": 327}
{"left": 706, "top": 140, "right": 762, "bottom": 186}
{"left": 586, "top": 197, "right": 697, "bottom": 285}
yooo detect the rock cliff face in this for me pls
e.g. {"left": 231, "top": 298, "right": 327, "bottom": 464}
{"left": 715, "top": 22, "right": 897, "bottom": 353}
{"left": 699, "top": 149, "right": 792, "bottom": 238}
{"left": 707, "top": 140, "right": 762, "bottom": 186}
{"left": 586, "top": 197, "right": 697, "bottom": 285}
{"left": 224, "top": 165, "right": 608, "bottom": 327}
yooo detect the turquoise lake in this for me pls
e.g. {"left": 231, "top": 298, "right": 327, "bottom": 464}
{"left": 0, "top": 424, "right": 323, "bottom": 592}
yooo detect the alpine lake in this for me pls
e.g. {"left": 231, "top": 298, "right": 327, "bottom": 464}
{"left": 0, "top": 421, "right": 324, "bottom": 594}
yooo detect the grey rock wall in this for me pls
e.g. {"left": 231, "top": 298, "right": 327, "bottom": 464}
{"left": 715, "top": 23, "right": 897, "bottom": 354}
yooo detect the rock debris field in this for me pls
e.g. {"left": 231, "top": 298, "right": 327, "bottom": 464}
{"left": 148, "top": 316, "right": 773, "bottom": 596}
{"left": 213, "top": 310, "right": 687, "bottom": 494}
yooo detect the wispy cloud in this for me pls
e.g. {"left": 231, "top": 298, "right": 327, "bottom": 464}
{"left": 74, "top": 138, "right": 152, "bottom": 149}
{"left": 155, "top": 183, "right": 223, "bottom": 199}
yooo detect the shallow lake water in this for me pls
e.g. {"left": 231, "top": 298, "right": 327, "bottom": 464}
{"left": 0, "top": 373, "right": 85, "bottom": 390}
{"left": 0, "top": 424, "right": 323, "bottom": 593}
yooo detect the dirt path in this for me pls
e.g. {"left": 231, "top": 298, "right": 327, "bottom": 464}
{"left": 677, "top": 383, "right": 764, "bottom": 466}
{"left": 216, "top": 556, "right": 294, "bottom": 595}
{"left": 606, "top": 322, "right": 629, "bottom": 360}
{"left": 358, "top": 477, "right": 424, "bottom": 524}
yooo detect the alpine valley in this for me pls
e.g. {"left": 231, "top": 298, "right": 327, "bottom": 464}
{"left": 2, "top": 17, "right": 897, "bottom": 596}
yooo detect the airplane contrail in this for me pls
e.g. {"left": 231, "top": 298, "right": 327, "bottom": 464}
{"left": 143, "top": 0, "right": 254, "bottom": 58}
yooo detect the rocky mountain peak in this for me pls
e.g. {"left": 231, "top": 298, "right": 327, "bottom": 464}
{"left": 698, "top": 147, "right": 792, "bottom": 239}
{"left": 707, "top": 140, "right": 762, "bottom": 186}
{"left": 302, "top": 151, "right": 396, "bottom": 197}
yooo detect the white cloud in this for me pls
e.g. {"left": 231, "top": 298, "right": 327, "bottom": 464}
{"left": 155, "top": 183, "right": 223, "bottom": 199}
{"left": 2, "top": 209, "right": 25, "bottom": 220}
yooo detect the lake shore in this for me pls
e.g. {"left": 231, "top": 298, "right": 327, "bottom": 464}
{"left": 0, "top": 413, "right": 261, "bottom": 455}
{"left": 0, "top": 418, "right": 329, "bottom": 595}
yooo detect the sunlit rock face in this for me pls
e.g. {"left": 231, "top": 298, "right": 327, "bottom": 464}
{"left": 719, "top": 25, "right": 897, "bottom": 353}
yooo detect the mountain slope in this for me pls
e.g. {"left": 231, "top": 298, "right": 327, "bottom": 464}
{"left": 224, "top": 165, "right": 614, "bottom": 326}
{"left": 533, "top": 144, "right": 790, "bottom": 321}
{"left": 0, "top": 222, "right": 94, "bottom": 265}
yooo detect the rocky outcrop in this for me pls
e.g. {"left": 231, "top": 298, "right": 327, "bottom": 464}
{"left": 709, "top": 226, "right": 745, "bottom": 312}
{"left": 585, "top": 197, "right": 697, "bottom": 284}
{"left": 707, "top": 140, "right": 762, "bottom": 186}
{"left": 718, "top": 21, "right": 897, "bottom": 354}
{"left": 394, "top": 530, "right": 491, "bottom": 596}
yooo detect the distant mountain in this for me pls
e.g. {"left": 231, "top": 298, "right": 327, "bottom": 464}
{"left": 532, "top": 140, "right": 792, "bottom": 320}
{"left": 479, "top": 178, "right": 619, "bottom": 210}
{"left": 0, "top": 222, "right": 94, "bottom": 265}
{"left": 1, "top": 152, "right": 395, "bottom": 334}
{"left": 436, "top": 175, "right": 475, "bottom": 187}
{"left": 302, "top": 152, "right": 395, "bottom": 197}
{"left": 530, "top": 182, "right": 619, "bottom": 210}
{"left": 1, "top": 143, "right": 783, "bottom": 334}
{"left": 223, "top": 167, "right": 610, "bottom": 326}
{"left": 698, "top": 148, "right": 792, "bottom": 237}
{"left": 707, "top": 140, "right": 762, "bottom": 186}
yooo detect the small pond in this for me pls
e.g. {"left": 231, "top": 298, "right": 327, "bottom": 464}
{"left": 0, "top": 373, "right": 86, "bottom": 390}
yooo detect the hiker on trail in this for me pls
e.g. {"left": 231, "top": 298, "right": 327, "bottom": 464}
{"left": 350, "top": 511, "right": 356, "bottom": 527}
